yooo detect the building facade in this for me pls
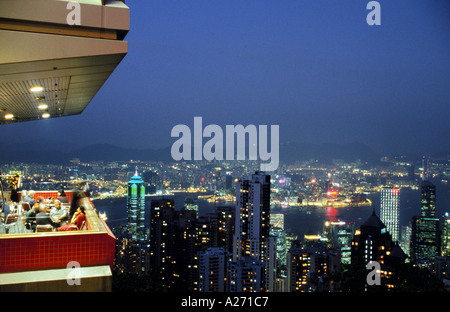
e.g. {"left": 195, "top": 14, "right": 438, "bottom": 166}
{"left": 127, "top": 171, "right": 146, "bottom": 241}
{"left": 380, "top": 187, "right": 400, "bottom": 243}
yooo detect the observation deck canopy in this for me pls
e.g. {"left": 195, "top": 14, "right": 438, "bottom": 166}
{"left": 0, "top": 0, "right": 129, "bottom": 124}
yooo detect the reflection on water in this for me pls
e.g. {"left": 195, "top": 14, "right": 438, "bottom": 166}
{"left": 93, "top": 182, "right": 450, "bottom": 240}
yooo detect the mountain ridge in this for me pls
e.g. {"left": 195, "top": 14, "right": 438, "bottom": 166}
{"left": 1, "top": 141, "right": 444, "bottom": 165}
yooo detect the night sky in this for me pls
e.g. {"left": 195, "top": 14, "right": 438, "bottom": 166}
{"left": 2, "top": 0, "right": 450, "bottom": 156}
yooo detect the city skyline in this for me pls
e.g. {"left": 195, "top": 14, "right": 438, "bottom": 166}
{"left": 1, "top": 0, "right": 449, "bottom": 297}
{"left": 1, "top": 1, "right": 449, "bottom": 156}
{"left": 2, "top": 148, "right": 450, "bottom": 293}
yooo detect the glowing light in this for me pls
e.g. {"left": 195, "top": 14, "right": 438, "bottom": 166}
{"left": 38, "top": 103, "right": 48, "bottom": 110}
{"left": 4, "top": 113, "right": 14, "bottom": 119}
{"left": 30, "top": 86, "right": 44, "bottom": 92}
{"left": 327, "top": 190, "right": 338, "bottom": 197}
{"left": 311, "top": 178, "right": 316, "bottom": 184}
{"left": 42, "top": 113, "right": 50, "bottom": 118}
{"left": 279, "top": 178, "right": 285, "bottom": 184}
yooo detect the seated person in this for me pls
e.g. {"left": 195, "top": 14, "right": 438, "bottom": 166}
{"left": 22, "top": 190, "right": 36, "bottom": 207}
{"left": 37, "top": 197, "right": 50, "bottom": 213}
{"left": 58, "top": 206, "right": 86, "bottom": 231}
{"left": 36, "top": 210, "right": 52, "bottom": 226}
{"left": 57, "top": 190, "right": 69, "bottom": 204}
{"left": 0, "top": 199, "right": 10, "bottom": 215}
{"left": 50, "top": 200, "right": 68, "bottom": 227}
{"left": 25, "top": 202, "right": 41, "bottom": 231}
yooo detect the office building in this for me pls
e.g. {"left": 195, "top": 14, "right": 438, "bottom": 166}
{"left": 127, "top": 170, "right": 146, "bottom": 241}
{"left": 323, "top": 221, "right": 355, "bottom": 264}
{"left": 442, "top": 213, "right": 450, "bottom": 257}
{"left": 351, "top": 210, "right": 405, "bottom": 267}
{"left": 410, "top": 180, "right": 440, "bottom": 266}
{"left": 380, "top": 187, "right": 400, "bottom": 243}
{"left": 420, "top": 181, "right": 436, "bottom": 218}
{"left": 410, "top": 216, "right": 440, "bottom": 266}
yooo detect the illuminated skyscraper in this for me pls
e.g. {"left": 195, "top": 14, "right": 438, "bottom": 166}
{"left": 442, "top": 213, "right": 450, "bottom": 257}
{"left": 410, "top": 181, "right": 440, "bottom": 266}
{"left": 380, "top": 187, "right": 400, "bottom": 243}
{"left": 149, "top": 198, "right": 179, "bottom": 290}
{"left": 127, "top": 169, "right": 146, "bottom": 241}
{"left": 422, "top": 156, "right": 430, "bottom": 180}
{"left": 411, "top": 216, "right": 440, "bottom": 266}
{"left": 351, "top": 211, "right": 406, "bottom": 290}
{"left": 420, "top": 181, "right": 436, "bottom": 218}
{"left": 232, "top": 171, "right": 275, "bottom": 292}
{"left": 233, "top": 171, "right": 271, "bottom": 261}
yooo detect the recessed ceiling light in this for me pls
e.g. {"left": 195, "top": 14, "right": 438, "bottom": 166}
{"left": 42, "top": 113, "right": 50, "bottom": 119}
{"left": 38, "top": 104, "right": 48, "bottom": 110}
{"left": 30, "top": 86, "right": 44, "bottom": 92}
{"left": 5, "top": 113, "right": 14, "bottom": 120}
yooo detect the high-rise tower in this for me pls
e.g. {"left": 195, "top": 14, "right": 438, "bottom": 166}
{"left": 420, "top": 180, "right": 436, "bottom": 218}
{"left": 410, "top": 180, "right": 440, "bottom": 266}
{"left": 127, "top": 169, "right": 146, "bottom": 241}
{"left": 233, "top": 171, "right": 271, "bottom": 262}
{"left": 380, "top": 187, "right": 400, "bottom": 243}
{"left": 232, "top": 171, "right": 275, "bottom": 292}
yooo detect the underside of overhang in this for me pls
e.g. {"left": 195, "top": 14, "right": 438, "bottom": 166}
{"left": 0, "top": 30, "right": 127, "bottom": 124}
{"left": 0, "top": 0, "right": 129, "bottom": 125}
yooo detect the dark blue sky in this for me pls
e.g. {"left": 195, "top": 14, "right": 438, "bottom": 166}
{"left": 3, "top": 0, "right": 450, "bottom": 155}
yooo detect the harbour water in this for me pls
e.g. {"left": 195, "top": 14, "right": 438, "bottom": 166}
{"left": 93, "top": 181, "right": 450, "bottom": 239}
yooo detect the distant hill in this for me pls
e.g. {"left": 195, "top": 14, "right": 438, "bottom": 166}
{"left": 278, "top": 142, "right": 380, "bottom": 164}
{"left": 0, "top": 141, "right": 446, "bottom": 165}
{"left": 0, "top": 143, "right": 171, "bottom": 164}
{"left": 69, "top": 144, "right": 171, "bottom": 162}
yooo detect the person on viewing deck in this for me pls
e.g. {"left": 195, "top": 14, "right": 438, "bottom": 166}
{"left": 58, "top": 206, "right": 85, "bottom": 231}
{"left": 23, "top": 190, "right": 36, "bottom": 206}
{"left": 37, "top": 197, "right": 50, "bottom": 213}
{"left": 25, "top": 202, "right": 40, "bottom": 231}
{"left": 50, "top": 200, "right": 68, "bottom": 227}
{"left": 57, "top": 190, "right": 69, "bottom": 204}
